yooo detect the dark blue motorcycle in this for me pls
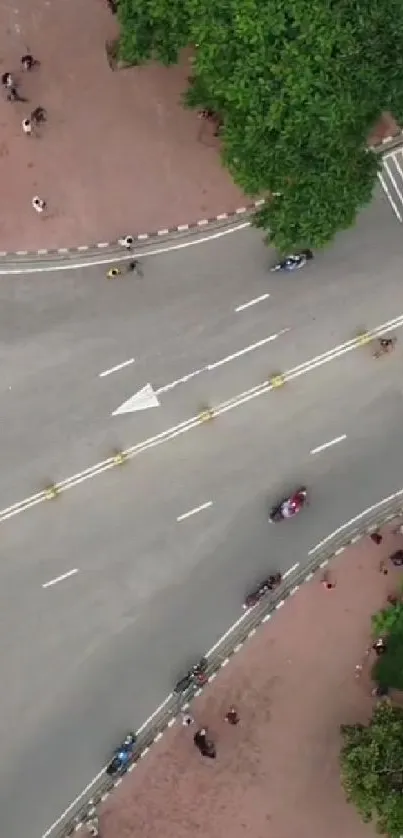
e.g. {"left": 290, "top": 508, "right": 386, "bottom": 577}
{"left": 106, "top": 732, "right": 137, "bottom": 776}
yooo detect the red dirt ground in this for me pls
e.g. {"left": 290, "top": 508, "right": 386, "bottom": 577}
{"left": 0, "top": 2, "right": 399, "bottom": 252}
{"left": 86, "top": 522, "right": 403, "bottom": 838}
{"left": 0, "top": 0, "right": 244, "bottom": 252}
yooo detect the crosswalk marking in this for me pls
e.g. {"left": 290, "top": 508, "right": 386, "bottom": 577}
{"left": 378, "top": 147, "right": 403, "bottom": 222}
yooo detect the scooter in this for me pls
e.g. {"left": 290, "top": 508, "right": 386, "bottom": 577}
{"left": 106, "top": 732, "right": 137, "bottom": 776}
{"left": 270, "top": 250, "right": 313, "bottom": 273}
{"left": 269, "top": 488, "right": 308, "bottom": 522}
{"left": 173, "top": 657, "right": 208, "bottom": 694}
{"left": 243, "top": 573, "right": 282, "bottom": 608}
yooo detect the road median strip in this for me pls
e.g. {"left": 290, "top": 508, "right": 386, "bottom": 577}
{"left": 2, "top": 313, "right": 403, "bottom": 528}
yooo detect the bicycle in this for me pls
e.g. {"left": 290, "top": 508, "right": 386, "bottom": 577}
{"left": 106, "top": 260, "right": 143, "bottom": 279}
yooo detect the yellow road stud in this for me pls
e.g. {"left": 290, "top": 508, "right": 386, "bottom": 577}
{"left": 44, "top": 484, "right": 59, "bottom": 500}
{"left": 357, "top": 331, "right": 371, "bottom": 346}
{"left": 199, "top": 407, "right": 215, "bottom": 422}
{"left": 113, "top": 450, "right": 127, "bottom": 465}
{"left": 270, "top": 374, "right": 286, "bottom": 388}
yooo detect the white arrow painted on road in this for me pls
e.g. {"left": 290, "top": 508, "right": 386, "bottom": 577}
{"left": 112, "top": 383, "right": 160, "bottom": 415}
{"left": 111, "top": 329, "right": 287, "bottom": 416}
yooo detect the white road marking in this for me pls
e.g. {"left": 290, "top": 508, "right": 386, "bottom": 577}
{"left": 310, "top": 434, "right": 347, "bottom": 455}
{"left": 207, "top": 329, "right": 288, "bottom": 371}
{"left": 235, "top": 293, "right": 270, "bottom": 312}
{"left": 177, "top": 501, "right": 213, "bottom": 522}
{"left": 378, "top": 172, "right": 402, "bottom": 222}
{"left": 205, "top": 610, "right": 251, "bottom": 657}
{"left": 112, "top": 383, "right": 160, "bottom": 415}
{"left": 42, "top": 568, "right": 79, "bottom": 589}
{"left": 1, "top": 222, "right": 251, "bottom": 275}
{"left": 153, "top": 328, "right": 288, "bottom": 395}
{"left": 4, "top": 312, "right": 403, "bottom": 530}
{"left": 99, "top": 358, "right": 135, "bottom": 378}
{"left": 283, "top": 562, "right": 299, "bottom": 579}
{"left": 308, "top": 487, "right": 403, "bottom": 555}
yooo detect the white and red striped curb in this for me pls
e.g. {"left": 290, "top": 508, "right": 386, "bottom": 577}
{"left": 0, "top": 200, "right": 265, "bottom": 262}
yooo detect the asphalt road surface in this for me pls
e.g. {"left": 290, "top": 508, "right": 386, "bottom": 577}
{"left": 1, "top": 189, "right": 403, "bottom": 838}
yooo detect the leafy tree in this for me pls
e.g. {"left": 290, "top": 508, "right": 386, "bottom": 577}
{"left": 371, "top": 590, "right": 403, "bottom": 690}
{"left": 117, "top": 0, "right": 403, "bottom": 250}
{"left": 372, "top": 596, "right": 403, "bottom": 640}
{"left": 340, "top": 702, "right": 403, "bottom": 838}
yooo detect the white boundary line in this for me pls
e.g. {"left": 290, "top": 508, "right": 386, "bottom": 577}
{"left": 308, "top": 488, "right": 403, "bottom": 555}
{"left": 0, "top": 223, "right": 251, "bottom": 275}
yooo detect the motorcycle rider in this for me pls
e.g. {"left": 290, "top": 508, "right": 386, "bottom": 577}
{"left": 281, "top": 498, "right": 299, "bottom": 517}
{"left": 278, "top": 250, "right": 313, "bottom": 271}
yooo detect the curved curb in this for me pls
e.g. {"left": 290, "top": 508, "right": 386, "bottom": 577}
{"left": 51, "top": 490, "right": 403, "bottom": 838}
{"left": 0, "top": 133, "right": 399, "bottom": 275}
{"left": 0, "top": 201, "right": 264, "bottom": 274}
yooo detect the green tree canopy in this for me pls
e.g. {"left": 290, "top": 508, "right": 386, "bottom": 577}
{"left": 340, "top": 702, "right": 403, "bottom": 838}
{"left": 372, "top": 592, "right": 403, "bottom": 691}
{"left": 117, "top": 0, "right": 403, "bottom": 250}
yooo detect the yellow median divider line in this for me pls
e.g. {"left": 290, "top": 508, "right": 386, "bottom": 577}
{"left": 1, "top": 313, "right": 403, "bottom": 525}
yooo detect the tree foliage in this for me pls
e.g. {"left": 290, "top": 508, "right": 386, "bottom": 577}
{"left": 371, "top": 593, "right": 403, "bottom": 691}
{"left": 117, "top": 0, "right": 403, "bottom": 250}
{"left": 340, "top": 702, "right": 403, "bottom": 838}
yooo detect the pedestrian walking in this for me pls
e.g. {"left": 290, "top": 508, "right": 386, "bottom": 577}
{"left": 194, "top": 728, "right": 216, "bottom": 759}
{"left": 31, "top": 106, "right": 47, "bottom": 124}
{"left": 21, "top": 54, "right": 40, "bottom": 71}
{"left": 2, "top": 72, "right": 14, "bottom": 89}
{"left": 322, "top": 579, "right": 335, "bottom": 590}
{"left": 32, "top": 196, "right": 46, "bottom": 213}
{"left": 7, "top": 86, "right": 27, "bottom": 102}
{"left": 22, "top": 117, "right": 33, "bottom": 135}
{"left": 118, "top": 235, "right": 134, "bottom": 249}
{"left": 225, "top": 707, "right": 240, "bottom": 725}
{"left": 373, "top": 638, "right": 387, "bottom": 656}
{"left": 379, "top": 560, "right": 388, "bottom": 575}
{"left": 370, "top": 531, "right": 383, "bottom": 545}
{"left": 181, "top": 711, "right": 195, "bottom": 727}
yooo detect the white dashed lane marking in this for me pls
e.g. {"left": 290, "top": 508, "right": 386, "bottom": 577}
{"left": 235, "top": 293, "right": 270, "bottom": 312}
{"left": 177, "top": 501, "right": 213, "bottom": 522}
{"left": 310, "top": 434, "right": 347, "bottom": 455}
{"left": 42, "top": 569, "right": 79, "bottom": 589}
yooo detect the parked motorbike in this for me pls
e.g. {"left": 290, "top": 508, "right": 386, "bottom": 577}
{"left": 106, "top": 732, "right": 137, "bottom": 776}
{"left": 269, "top": 487, "right": 308, "bottom": 522}
{"left": 243, "top": 572, "right": 282, "bottom": 609}
{"left": 270, "top": 250, "right": 313, "bottom": 273}
{"left": 173, "top": 657, "right": 208, "bottom": 694}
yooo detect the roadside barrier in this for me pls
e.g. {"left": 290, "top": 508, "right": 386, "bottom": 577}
{"left": 55, "top": 490, "right": 403, "bottom": 837}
